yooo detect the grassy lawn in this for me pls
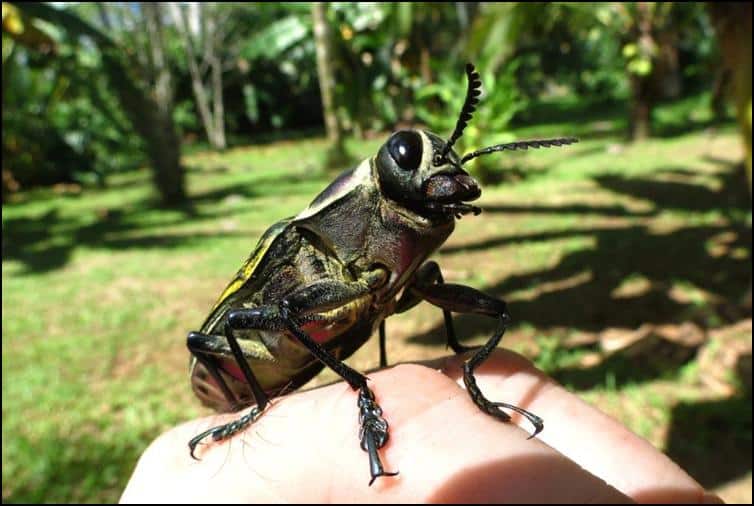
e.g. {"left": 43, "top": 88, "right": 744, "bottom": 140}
{"left": 3, "top": 95, "right": 752, "bottom": 502}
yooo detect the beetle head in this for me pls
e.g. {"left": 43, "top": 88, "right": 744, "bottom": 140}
{"left": 376, "top": 63, "right": 578, "bottom": 220}
{"left": 376, "top": 129, "right": 481, "bottom": 219}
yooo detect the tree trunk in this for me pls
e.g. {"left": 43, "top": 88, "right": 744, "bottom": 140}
{"left": 312, "top": 2, "right": 347, "bottom": 166}
{"left": 169, "top": 2, "right": 226, "bottom": 150}
{"left": 626, "top": 2, "right": 656, "bottom": 142}
{"left": 140, "top": 3, "right": 186, "bottom": 204}
{"left": 420, "top": 46, "right": 432, "bottom": 84}
{"left": 208, "top": 12, "right": 226, "bottom": 150}
{"left": 629, "top": 74, "right": 653, "bottom": 141}
{"left": 655, "top": 32, "right": 681, "bottom": 99}
{"left": 101, "top": 47, "right": 185, "bottom": 205}
{"left": 708, "top": 2, "right": 752, "bottom": 194}
{"left": 708, "top": 2, "right": 752, "bottom": 308}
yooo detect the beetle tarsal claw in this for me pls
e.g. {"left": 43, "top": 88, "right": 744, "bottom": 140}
{"left": 357, "top": 386, "right": 399, "bottom": 485}
{"left": 490, "top": 402, "right": 544, "bottom": 438}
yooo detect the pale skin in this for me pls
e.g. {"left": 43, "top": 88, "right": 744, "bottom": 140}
{"left": 120, "top": 349, "right": 723, "bottom": 503}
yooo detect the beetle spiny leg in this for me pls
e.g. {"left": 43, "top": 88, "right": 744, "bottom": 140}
{"left": 188, "top": 406, "right": 263, "bottom": 460}
{"left": 358, "top": 386, "right": 399, "bottom": 485}
{"left": 462, "top": 314, "right": 545, "bottom": 439}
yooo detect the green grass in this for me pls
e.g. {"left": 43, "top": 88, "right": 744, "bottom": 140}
{"left": 3, "top": 97, "right": 752, "bottom": 502}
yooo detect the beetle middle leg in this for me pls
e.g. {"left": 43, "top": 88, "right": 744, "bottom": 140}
{"left": 378, "top": 261, "right": 470, "bottom": 369}
{"left": 409, "top": 281, "right": 544, "bottom": 437}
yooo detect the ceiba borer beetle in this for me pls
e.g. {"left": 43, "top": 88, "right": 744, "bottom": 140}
{"left": 187, "top": 63, "right": 577, "bottom": 485}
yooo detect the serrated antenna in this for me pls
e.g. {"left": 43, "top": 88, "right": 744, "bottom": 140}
{"left": 461, "top": 137, "right": 579, "bottom": 164}
{"left": 436, "top": 63, "right": 482, "bottom": 164}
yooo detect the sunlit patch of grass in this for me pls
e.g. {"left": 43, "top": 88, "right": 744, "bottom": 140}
{"left": 532, "top": 334, "right": 589, "bottom": 375}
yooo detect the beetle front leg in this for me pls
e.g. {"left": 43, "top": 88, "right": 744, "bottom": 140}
{"left": 411, "top": 282, "right": 544, "bottom": 437}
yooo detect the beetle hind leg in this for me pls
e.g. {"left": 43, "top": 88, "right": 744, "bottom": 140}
{"left": 398, "top": 261, "right": 475, "bottom": 354}
{"left": 409, "top": 282, "right": 544, "bottom": 437}
{"left": 462, "top": 314, "right": 544, "bottom": 437}
{"left": 223, "top": 286, "right": 399, "bottom": 485}
{"left": 274, "top": 301, "right": 399, "bottom": 485}
{"left": 188, "top": 331, "right": 242, "bottom": 411}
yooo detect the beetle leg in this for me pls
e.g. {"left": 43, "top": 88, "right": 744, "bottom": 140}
{"left": 398, "top": 261, "right": 474, "bottom": 354}
{"left": 225, "top": 302, "right": 398, "bottom": 485}
{"left": 187, "top": 332, "right": 239, "bottom": 409}
{"left": 275, "top": 301, "right": 399, "bottom": 485}
{"left": 358, "top": 385, "right": 399, "bottom": 485}
{"left": 221, "top": 321, "right": 271, "bottom": 412}
{"left": 187, "top": 325, "right": 271, "bottom": 459}
{"left": 409, "top": 282, "right": 544, "bottom": 438}
{"left": 379, "top": 320, "right": 388, "bottom": 368}
{"left": 191, "top": 270, "right": 398, "bottom": 484}
{"left": 188, "top": 406, "right": 264, "bottom": 459}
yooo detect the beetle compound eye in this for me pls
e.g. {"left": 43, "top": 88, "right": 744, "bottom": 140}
{"left": 387, "top": 131, "right": 422, "bottom": 172}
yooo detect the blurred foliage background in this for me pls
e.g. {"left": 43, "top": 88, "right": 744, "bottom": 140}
{"left": 2, "top": 2, "right": 751, "bottom": 503}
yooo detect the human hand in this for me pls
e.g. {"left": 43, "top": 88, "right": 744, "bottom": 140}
{"left": 120, "top": 349, "right": 722, "bottom": 503}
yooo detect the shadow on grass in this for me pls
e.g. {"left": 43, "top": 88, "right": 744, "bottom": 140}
{"left": 472, "top": 165, "right": 552, "bottom": 186}
{"left": 1, "top": 164, "right": 338, "bottom": 275}
{"left": 409, "top": 221, "right": 749, "bottom": 351}
{"left": 514, "top": 93, "right": 736, "bottom": 142}
{"left": 665, "top": 353, "right": 752, "bottom": 490}
{"left": 408, "top": 160, "right": 752, "bottom": 387}
{"left": 1, "top": 202, "right": 248, "bottom": 274}
{"left": 596, "top": 166, "right": 750, "bottom": 216}
{"left": 665, "top": 393, "right": 752, "bottom": 490}
{"left": 189, "top": 169, "right": 326, "bottom": 205}
{"left": 480, "top": 203, "right": 654, "bottom": 219}
{"left": 548, "top": 343, "right": 700, "bottom": 392}
{"left": 652, "top": 112, "right": 736, "bottom": 140}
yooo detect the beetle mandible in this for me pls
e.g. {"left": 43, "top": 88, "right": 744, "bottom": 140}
{"left": 187, "top": 63, "right": 577, "bottom": 485}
